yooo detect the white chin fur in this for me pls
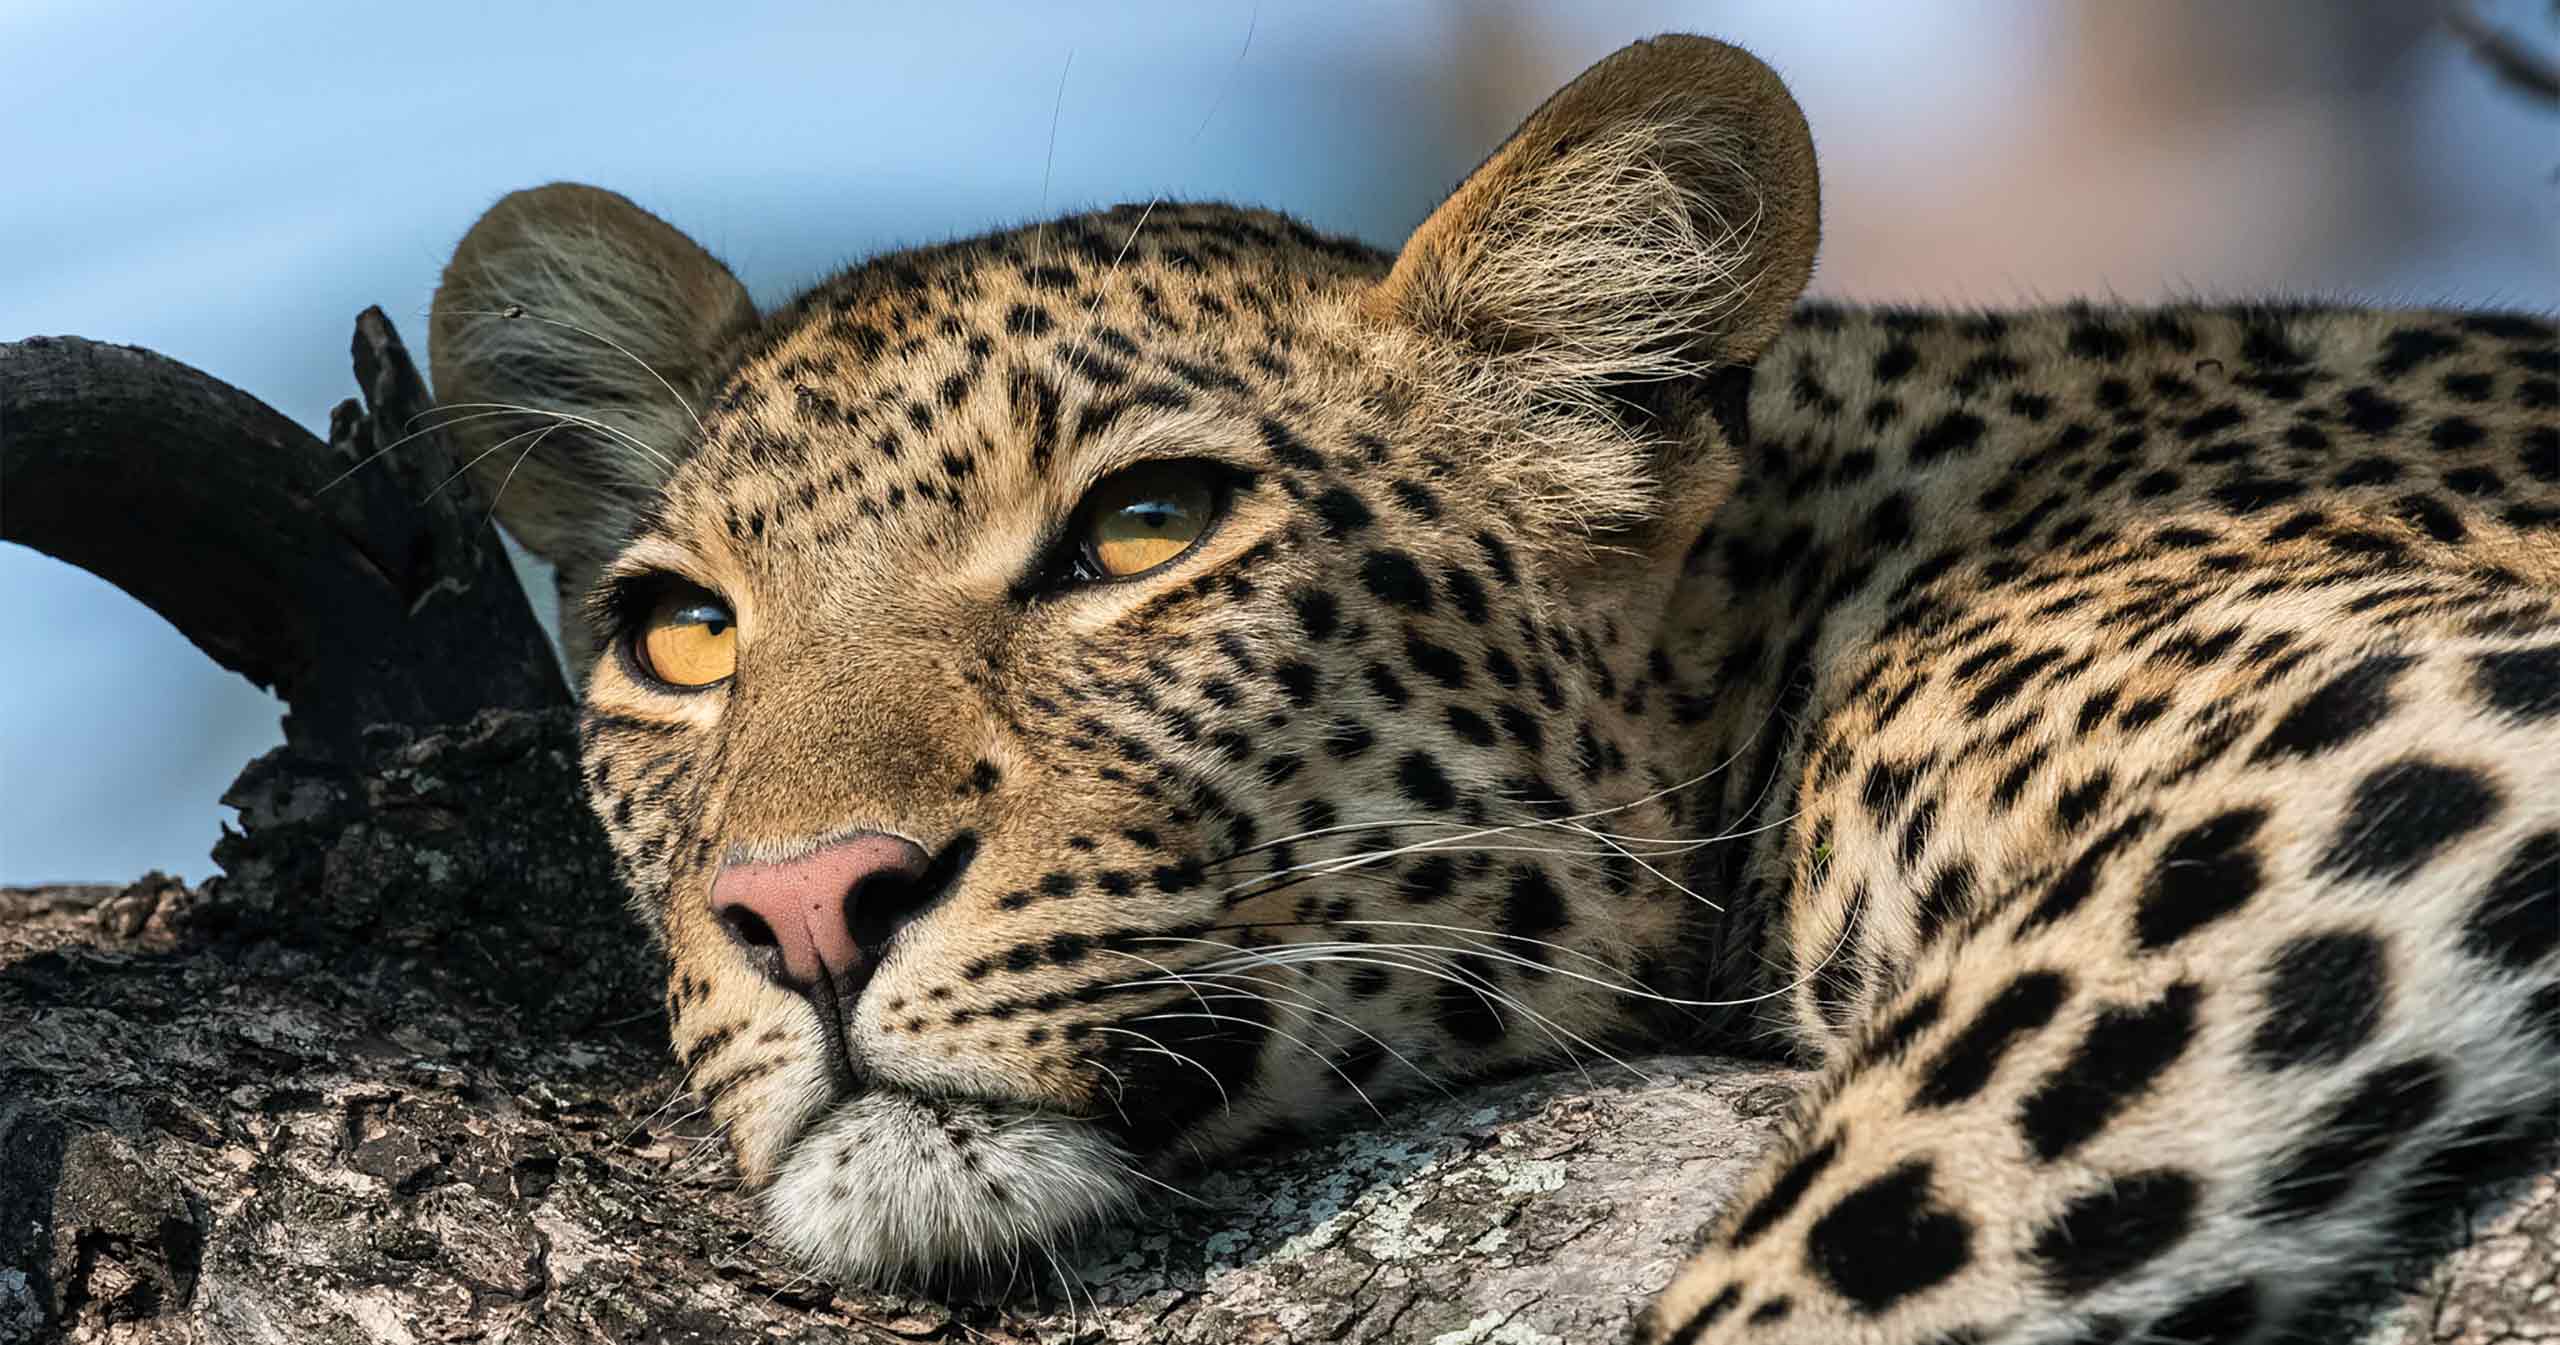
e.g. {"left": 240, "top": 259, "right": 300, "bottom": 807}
{"left": 763, "top": 1092, "right": 1135, "bottom": 1290}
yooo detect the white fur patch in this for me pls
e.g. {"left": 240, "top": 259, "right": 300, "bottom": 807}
{"left": 762, "top": 1093, "right": 1135, "bottom": 1290}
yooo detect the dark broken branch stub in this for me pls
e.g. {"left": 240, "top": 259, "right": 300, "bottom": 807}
{"left": 0, "top": 309, "right": 567, "bottom": 763}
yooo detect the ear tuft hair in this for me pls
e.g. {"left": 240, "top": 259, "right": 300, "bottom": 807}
{"left": 429, "top": 184, "right": 755, "bottom": 672}
{"left": 1372, "top": 35, "right": 1819, "bottom": 398}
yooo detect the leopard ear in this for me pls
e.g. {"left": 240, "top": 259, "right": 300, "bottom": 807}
{"left": 1369, "top": 34, "right": 1818, "bottom": 390}
{"left": 429, "top": 184, "right": 755, "bottom": 670}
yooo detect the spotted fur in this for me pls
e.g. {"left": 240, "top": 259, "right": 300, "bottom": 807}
{"left": 429, "top": 34, "right": 2560, "bottom": 1340}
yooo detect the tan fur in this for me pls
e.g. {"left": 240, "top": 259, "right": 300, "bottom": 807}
{"left": 432, "top": 34, "right": 2559, "bottom": 1339}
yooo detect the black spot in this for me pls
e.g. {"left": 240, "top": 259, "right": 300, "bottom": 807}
{"left": 2443, "top": 465, "right": 2502, "bottom": 496}
{"left": 1311, "top": 487, "right": 1372, "bottom": 537}
{"left": 1365, "top": 663, "right": 1410, "bottom": 707}
{"left": 2067, "top": 321, "right": 2130, "bottom": 362}
{"left": 1322, "top": 719, "right": 1375, "bottom": 759}
{"left": 2054, "top": 770, "right": 2114, "bottom": 833}
{"left": 1396, "top": 752, "right": 1458, "bottom": 812}
{"left": 2315, "top": 759, "right": 2502, "bottom": 883}
{"left": 2391, "top": 491, "right": 2466, "bottom": 543}
{"left": 1915, "top": 971, "right": 2067, "bottom": 1108}
{"left": 2176, "top": 405, "right": 2246, "bottom": 441}
{"left": 1496, "top": 703, "right": 1544, "bottom": 752}
{"left": 2022, "top": 810, "right": 2155, "bottom": 936}
{"left": 1662, "top": 1284, "right": 1740, "bottom": 1344}
{"left": 1274, "top": 659, "right": 1320, "bottom": 707}
{"left": 1967, "top": 647, "right": 2064, "bottom": 719}
{"left": 2032, "top": 1168, "right": 2199, "bottom": 1295}
{"left": 1917, "top": 863, "right": 1975, "bottom": 948}
{"left": 1909, "top": 411, "right": 1989, "bottom": 464}
{"left": 1399, "top": 856, "right": 1457, "bottom": 904}
{"left": 2021, "top": 983, "right": 2200, "bottom": 1161}
{"left": 1361, "top": 550, "right": 1434, "bottom": 611}
{"left": 2249, "top": 930, "right": 2388, "bottom": 1070}
{"left": 1443, "top": 568, "right": 1492, "bottom": 625}
{"left": 1861, "top": 757, "right": 1925, "bottom": 820}
{"left": 1806, "top": 1161, "right": 1973, "bottom": 1313}
{"left": 1864, "top": 989, "right": 1947, "bottom": 1068}
{"left": 1500, "top": 865, "right": 1567, "bottom": 941}
{"left": 2430, "top": 416, "right": 2486, "bottom": 451}
{"left": 1257, "top": 416, "right": 1325, "bottom": 470}
{"left": 1434, "top": 977, "right": 1507, "bottom": 1044}
{"left": 2341, "top": 385, "right": 2408, "bottom": 436}
{"left": 2147, "top": 1281, "right": 2259, "bottom": 1344}
{"left": 1874, "top": 341, "right": 1920, "bottom": 382}
{"left": 2118, "top": 693, "right": 2172, "bottom": 731}
{"left": 1445, "top": 705, "right": 1496, "bottom": 746}
{"left": 2473, "top": 646, "right": 2560, "bottom": 722}
{"left": 2261, "top": 1056, "right": 2448, "bottom": 1222}
{"left": 1388, "top": 479, "right": 1441, "bottom": 519}
{"left": 2210, "top": 476, "right": 2307, "bottom": 515}
{"left": 1405, "top": 631, "right": 1468, "bottom": 689}
{"left": 2134, "top": 808, "right": 2267, "bottom": 950}
{"left": 2465, "top": 830, "right": 2558, "bottom": 971}
{"left": 1292, "top": 587, "right": 1341, "bottom": 640}
{"left": 2249, "top": 653, "right": 2411, "bottom": 764}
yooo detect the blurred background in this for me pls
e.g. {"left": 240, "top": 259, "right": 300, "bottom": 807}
{"left": 4, "top": 0, "right": 2554, "bottom": 884}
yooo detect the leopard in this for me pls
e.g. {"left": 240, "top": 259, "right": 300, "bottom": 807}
{"left": 424, "top": 35, "right": 2560, "bottom": 1343}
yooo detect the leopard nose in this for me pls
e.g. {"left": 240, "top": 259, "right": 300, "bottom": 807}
{"left": 709, "top": 832, "right": 934, "bottom": 992}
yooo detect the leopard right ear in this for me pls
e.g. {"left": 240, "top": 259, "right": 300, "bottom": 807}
{"left": 429, "top": 183, "right": 755, "bottom": 672}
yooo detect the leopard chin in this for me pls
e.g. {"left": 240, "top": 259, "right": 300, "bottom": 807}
{"left": 762, "top": 1091, "right": 1136, "bottom": 1291}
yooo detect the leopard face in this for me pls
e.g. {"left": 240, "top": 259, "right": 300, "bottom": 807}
{"left": 430, "top": 38, "right": 1819, "bottom": 1286}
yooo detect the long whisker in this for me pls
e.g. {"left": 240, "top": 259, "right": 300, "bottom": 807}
{"left": 445, "top": 305, "right": 709, "bottom": 441}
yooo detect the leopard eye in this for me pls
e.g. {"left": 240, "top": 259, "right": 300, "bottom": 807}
{"left": 1075, "top": 462, "right": 1221, "bottom": 580}
{"left": 635, "top": 584, "right": 737, "bottom": 689}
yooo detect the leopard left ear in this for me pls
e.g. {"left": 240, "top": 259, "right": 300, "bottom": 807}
{"left": 1368, "top": 34, "right": 1819, "bottom": 389}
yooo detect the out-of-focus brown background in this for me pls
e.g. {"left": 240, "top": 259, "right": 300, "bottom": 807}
{"left": 4, "top": 0, "right": 2554, "bottom": 883}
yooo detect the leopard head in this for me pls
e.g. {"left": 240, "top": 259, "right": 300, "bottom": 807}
{"left": 428, "top": 34, "right": 1819, "bottom": 1287}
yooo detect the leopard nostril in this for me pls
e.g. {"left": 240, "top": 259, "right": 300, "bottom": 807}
{"left": 721, "top": 903, "right": 782, "bottom": 950}
{"left": 850, "top": 830, "right": 978, "bottom": 957}
{"left": 707, "top": 830, "right": 976, "bottom": 1000}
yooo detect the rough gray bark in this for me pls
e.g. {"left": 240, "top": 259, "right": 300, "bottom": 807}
{"left": 2, "top": 316, "right": 2549, "bottom": 1343}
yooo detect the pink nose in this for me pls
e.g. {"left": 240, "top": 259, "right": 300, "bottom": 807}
{"left": 708, "top": 833, "right": 932, "bottom": 990}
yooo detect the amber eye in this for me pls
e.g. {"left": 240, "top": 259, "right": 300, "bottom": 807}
{"left": 635, "top": 585, "right": 737, "bottom": 689}
{"left": 1075, "top": 462, "right": 1220, "bottom": 579}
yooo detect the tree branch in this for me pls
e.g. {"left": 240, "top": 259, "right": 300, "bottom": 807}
{"left": 0, "top": 312, "right": 566, "bottom": 763}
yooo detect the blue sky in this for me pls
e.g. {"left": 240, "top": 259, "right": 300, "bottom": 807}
{"left": 5, "top": 1, "right": 2552, "bottom": 883}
